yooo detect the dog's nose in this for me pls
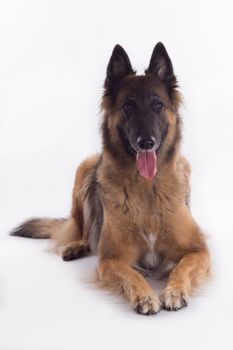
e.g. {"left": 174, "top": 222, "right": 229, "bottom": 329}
{"left": 137, "top": 137, "right": 155, "bottom": 150}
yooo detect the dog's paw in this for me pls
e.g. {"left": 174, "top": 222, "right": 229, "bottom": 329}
{"left": 62, "top": 243, "right": 87, "bottom": 261}
{"left": 133, "top": 294, "right": 161, "bottom": 315}
{"left": 160, "top": 288, "right": 188, "bottom": 311}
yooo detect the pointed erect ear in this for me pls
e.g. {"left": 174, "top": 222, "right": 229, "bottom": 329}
{"left": 146, "top": 42, "right": 175, "bottom": 83}
{"left": 104, "top": 45, "right": 134, "bottom": 94}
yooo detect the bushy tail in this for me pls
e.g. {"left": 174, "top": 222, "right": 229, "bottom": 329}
{"left": 10, "top": 218, "right": 64, "bottom": 239}
{"left": 10, "top": 217, "right": 80, "bottom": 252}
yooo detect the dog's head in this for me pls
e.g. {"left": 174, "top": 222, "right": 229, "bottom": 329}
{"left": 102, "top": 43, "right": 182, "bottom": 179}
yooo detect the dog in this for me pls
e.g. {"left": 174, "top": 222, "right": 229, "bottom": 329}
{"left": 11, "top": 42, "right": 210, "bottom": 315}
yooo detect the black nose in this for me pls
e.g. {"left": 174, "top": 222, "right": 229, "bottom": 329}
{"left": 137, "top": 137, "right": 155, "bottom": 150}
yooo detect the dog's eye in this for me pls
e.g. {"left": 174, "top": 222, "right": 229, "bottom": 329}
{"left": 123, "top": 101, "right": 135, "bottom": 113}
{"left": 151, "top": 100, "right": 163, "bottom": 112}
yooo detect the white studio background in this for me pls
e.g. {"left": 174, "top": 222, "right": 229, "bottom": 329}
{"left": 0, "top": 1, "right": 233, "bottom": 349}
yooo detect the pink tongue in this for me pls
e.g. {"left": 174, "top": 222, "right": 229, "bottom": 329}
{"left": 136, "top": 151, "right": 157, "bottom": 179}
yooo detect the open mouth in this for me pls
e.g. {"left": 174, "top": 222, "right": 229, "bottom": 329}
{"left": 136, "top": 150, "right": 157, "bottom": 179}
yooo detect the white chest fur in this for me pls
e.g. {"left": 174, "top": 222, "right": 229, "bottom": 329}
{"left": 141, "top": 232, "right": 159, "bottom": 269}
{"left": 136, "top": 232, "right": 176, "bottom": 278}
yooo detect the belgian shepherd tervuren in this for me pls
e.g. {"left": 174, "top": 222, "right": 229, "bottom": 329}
{"left": 11, "top": 43, "right": 210, "bottom": 315}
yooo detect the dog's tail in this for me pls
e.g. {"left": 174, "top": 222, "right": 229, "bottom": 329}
{"left": 10, "top": 217, "right": 80, "bottom": 251}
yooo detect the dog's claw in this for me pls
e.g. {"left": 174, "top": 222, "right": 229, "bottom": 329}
{"left": 160, "top": 288, "right": 188, "bottom": 312}
{"left": 134, "top": 295, "right": 161, "bottom": 315}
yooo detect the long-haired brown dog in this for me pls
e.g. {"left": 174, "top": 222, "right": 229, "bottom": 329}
{"left": 11, "top": 43, "right": 210, "bottom": 315}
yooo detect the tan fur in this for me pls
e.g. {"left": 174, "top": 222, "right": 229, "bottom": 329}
{"left": 94, "top": 149, "right": 210, "bottom": 312}
{"left": 11, "top": 46, "right": 211, "bottom": 314}
{"left": 15, "top": 106, "right": 210, "bottom": 313}
{"left": 56, "top": 95, "right": 209, "bottom": 313}
{"left": 51, "top": 155, "right": 100, "bottom": 252}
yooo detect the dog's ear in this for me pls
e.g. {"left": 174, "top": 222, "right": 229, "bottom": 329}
{"left": 146, "top": 42, "right": 176, "bottom": 87}
{"left": 104, "top": 45, "right": 134, "bottom": 94}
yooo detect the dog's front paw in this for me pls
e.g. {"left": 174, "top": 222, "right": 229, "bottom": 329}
{"left": 160, "top": 287, "right": 188, "bottom": 311}
{"left": 133, "top": 294, "right": 161, "bottom": 315}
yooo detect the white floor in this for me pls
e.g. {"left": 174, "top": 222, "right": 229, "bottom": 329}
{"left": 1, "top": 0, "right": 233, "bottom": 349}
{"left": 0, "top": 233, "right": 231, "bottom": 350}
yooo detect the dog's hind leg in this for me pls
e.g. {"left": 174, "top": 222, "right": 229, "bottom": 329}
{"left": 62, "top": 240, "right": 90, "bottom": 261}
{"left": 61, "top": 154, "right": 100, "bottom": 261}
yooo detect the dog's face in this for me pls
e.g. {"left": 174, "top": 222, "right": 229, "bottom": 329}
{"left": 102, "top": 43, "right": 181, "bottom": 179}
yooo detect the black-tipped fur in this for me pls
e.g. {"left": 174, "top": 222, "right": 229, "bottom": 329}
{"left": 104, "top": 44, "right": 136, "bottom": 100}
{"left": 145, "top": 42, "right": 178, "bottom": 96}
{"left": 10, "top": 218, "right": 65, "bottom": 239}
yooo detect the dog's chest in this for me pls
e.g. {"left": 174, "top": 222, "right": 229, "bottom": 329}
{"left": 135, "top": 231, "right": 177, "bottom": 278}
{"left": 140, "top": 232, "right": 159, "bottom": 269}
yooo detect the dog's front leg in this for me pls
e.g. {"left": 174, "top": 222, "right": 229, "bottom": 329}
{"left": 97, "top": 220, "right": 161, "bottom": 315}
{"left": 161, "top": 206, "right": 210, "bottom": 311}
{"left": 161, "top": 250, "right": 210, "bottom": 311}
{"left": 98, "top": 258, "right": 161, "bottom": 315}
